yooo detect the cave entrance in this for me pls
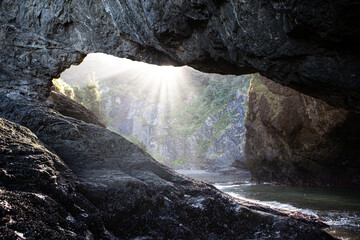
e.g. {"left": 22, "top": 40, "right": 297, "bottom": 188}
{"left": 48, "top": 52, "right": 360, "bottom": 240}
{"left": 52, "top": 53, "right": 252, "bottom": 175}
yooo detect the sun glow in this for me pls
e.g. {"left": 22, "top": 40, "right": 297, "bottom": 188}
{"left": 142, "top": 64, "right": 183, "bottom": 103}
{"left": 62, "top": 53, "right": 193, "bottom": 120}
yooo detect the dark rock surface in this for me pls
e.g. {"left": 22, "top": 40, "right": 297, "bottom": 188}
{"left": 245, "top": 76, "right": 360, "bottom": 186}
{"left": 47, "top": 87, "right": 106, "bottom": 127}
{"left": 0, "top": 118, "right": 109, "bottom": 239}
{"left": 0, "top": 96, "right": 334, "bottom": 239}
{"left": 1, "top": 0, "right": 359, "bottom": 110}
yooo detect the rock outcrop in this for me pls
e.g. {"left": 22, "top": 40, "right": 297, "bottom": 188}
{"left": 47, "top": 87, "right": 106, "bottom": 127}
{"left": 245, "top": 76, "right": 360, "bottom": 186}
{"left": 1, "top": 0, "right": 359, "bottom": 110}
{"left": 0, "top": 96, "right": 334, "bottom": 239}
{"left": 0, "top": 118, "right": 109, "bottom": 239}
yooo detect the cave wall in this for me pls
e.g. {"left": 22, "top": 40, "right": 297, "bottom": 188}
{"left": 245, "top": 76, "right": 360, "bottom": 186}
{"left": 1, "top": 0, "right": 360, "bottom": 110}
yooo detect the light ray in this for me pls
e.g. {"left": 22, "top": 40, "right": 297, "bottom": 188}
{"left": 61, "top": 52, "right": 196, "bottom": 127}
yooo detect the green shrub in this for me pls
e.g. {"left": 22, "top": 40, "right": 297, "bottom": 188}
{"left": 53, "top": 78, "right": 74, "bottom": 99}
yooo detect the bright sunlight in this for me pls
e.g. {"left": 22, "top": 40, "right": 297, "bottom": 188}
{"left": 63, "top": 53, "right": 189, "bottom": 112}
{"left": 59, "top": 52, "right": 251, "bottom": 171}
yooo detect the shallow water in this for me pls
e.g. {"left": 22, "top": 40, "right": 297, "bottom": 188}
{"left": 177, "top": 169, "right": 360, "bottom": 240}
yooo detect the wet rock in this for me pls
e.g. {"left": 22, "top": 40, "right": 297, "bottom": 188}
{"left": 245, "top": 76, "right": 360, "bottom": 186}
{"left": 0, "top": 96, "right": 334, "bottom": 239}
{"left": 0, "top": 1, "right": 359, "bottom": 110}
{"left": 0, "top": 118, "right": 110, "bottom": 239}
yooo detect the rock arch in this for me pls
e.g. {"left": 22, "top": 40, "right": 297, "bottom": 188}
{"left": 1, "top": 0, "right": 359, "bottom": 110}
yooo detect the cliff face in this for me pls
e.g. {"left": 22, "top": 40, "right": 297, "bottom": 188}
{"left": 104, "top": 77, "right": 248, "bottom": 171}
{"left": 245, "top": 76, "right": 360, "bottom": 186}
{"left": 1, "top": 0, "right": 359, "bottom": 110}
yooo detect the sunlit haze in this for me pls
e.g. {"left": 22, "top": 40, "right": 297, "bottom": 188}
{"left": 61, "top": 53, "right": 190, "bottom": 111}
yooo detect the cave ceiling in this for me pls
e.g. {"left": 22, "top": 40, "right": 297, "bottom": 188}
{"left": 0, "top": 0, "right": 359, "bottom": 110}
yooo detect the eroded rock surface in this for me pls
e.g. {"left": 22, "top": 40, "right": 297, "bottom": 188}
{"left": 245, "top": 76, "right": 360, "bottom": 186}
{"left": 0, "top": 0, "right": 358, "bottom": 238}
{"left": 0, "top": 96, "right": 333, "bottom": 239}
{"left": 0, "top": 118, "right": 109, "bottom": 239}
{"left": 1, "top": 0, "right": 359, "bottom": 110}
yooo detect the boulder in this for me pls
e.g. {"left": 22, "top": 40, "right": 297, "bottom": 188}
{"left": 47, "top": 87, "right": 106, "bottom": 127}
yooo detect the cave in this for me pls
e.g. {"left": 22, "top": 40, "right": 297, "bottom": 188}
{"left": 1, "top": 1, "right": 360, "bottom": 239}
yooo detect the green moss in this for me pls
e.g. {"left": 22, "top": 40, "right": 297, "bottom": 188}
{"left": 214, "top": 110, "right": 236, "bottom": 133}
{"left": 170, "top": 157, "right": 190, "bottom": 167}
{"left": 52, "top": 78, "right": 75, "bottom": 99}
{"left": 198, "top": 140, "right": 212, "bottom": 154}
{"left": 250, "top": 75, "right": 285, "bottom": 121}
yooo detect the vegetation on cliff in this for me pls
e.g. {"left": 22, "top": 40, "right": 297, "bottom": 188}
{"left": 53, "top": 77, "right": 108, "bottom": 125}
{"left": 57, "top": 56, "right": 251, "bottom": 169}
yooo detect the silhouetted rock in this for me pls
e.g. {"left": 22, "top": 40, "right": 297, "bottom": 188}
{"left": 47, "top": 87, "right": 106, "bottom": 127}
{"left": 0, "top": 0, "right": 358, "bottom": 237}
{"left": 0, "top": 96, "right": 334, "bottom": 239}
{"left": 245, "top": 76, "right": 360, "bottom": 186}
{"left": 0, "top": 1, "right": 359, "bottom": 110}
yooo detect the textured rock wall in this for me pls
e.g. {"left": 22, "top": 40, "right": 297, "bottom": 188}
{"left": 1, "top": 0, "right": 359, "bottom": 110}
{"left": 196, "top": 91, "right": 247, "bottom": 171}
{"left": 245, "top": 76, "right": 360, "bottom": 186}
{"left": 0, "top": 118, "right": 109, "bottom": 239}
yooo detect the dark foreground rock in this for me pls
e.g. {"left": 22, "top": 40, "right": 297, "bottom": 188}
{"left": 245, "top": 76, "right": 360, "bottom": 186}
{"left": 0, "top": 96, "right": 334, "bottom": 239}
{"left": 1, "top": 0, "right": 359, "bottom": 110}
{"left": 0, "top": 118, "right": 109, "bottom": 239}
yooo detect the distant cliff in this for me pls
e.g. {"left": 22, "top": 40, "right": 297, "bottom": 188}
{"left": 101, "top": 69, "right": 251, "bottom": 171}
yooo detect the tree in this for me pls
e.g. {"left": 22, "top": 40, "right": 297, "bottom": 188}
{"left": 73, "top": 85, "right": 84, "bottom": 104}
{"left": 53, "top": 78, "right": 74, "bottom": 99}
{"left": 73, "top": 82, "right": 108, "bottom": 126}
